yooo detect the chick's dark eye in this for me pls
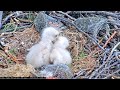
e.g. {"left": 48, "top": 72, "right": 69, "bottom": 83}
{"left": 55, "top": 35, "right": 57, "bottom": 37}
{"left": 52, "top": 41, "right": 54, "bottom": 43}
{"left": 52, "top": 40, "right": 55, "bottom": 44}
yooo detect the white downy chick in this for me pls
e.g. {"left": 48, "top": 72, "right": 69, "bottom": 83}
{"left": 53, "top": 36, "right": 69, "bottom": 49}
{"left": 25, "top": 27, "right": 59, "bottom": 68}
{"left": 50, "top": 36, "right": 72, "bottom": 66}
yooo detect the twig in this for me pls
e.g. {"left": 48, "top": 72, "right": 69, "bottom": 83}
{"left": 3, "top": 47, "right": 19, "bottom": 63}
{"left": 0, "top": 24, "right": 32, "bottom": 33}
{"left": 108, "top": 20, "right": 120, "bottom": 27}
{"left": 72, "top": 69, "right": 87, "bottom": 79}
{"left": 2, "top": 11, "right": 23, "bottom": 25}
{"left": 89, "top": 55, "right": 109, "bottom": 79}
{"left": 110, "top": 28, "right": 120, "bottom": 31}
{"left": 107, "top": 16, "right": 118, "bottom": 29}
{"left": 68, "top": 11, "right": 97, "bottom": 15}
{"left": 17, "top": 18, "right": 33, "bottom": 23}
{"left": 94, "top": 61, "right": 118, "bottom": 79}
{"left": 92, "top": 57, "right": 112, "bottom": 79}
{"left": 71, "top": 11, "right": 120, "bottom": 18}
{"left": 103, "top": 31, "right": 117, "bottom": 48}
{"left": 66, "top": 11, "right": 72, "bottom": 14}
{"left": 89, "top": 42, "right": 120, "bottom": 79}
{"left": 30, "top": 72, "right": 40, "bottom": 77}
{"left": 13, "top": 24, "right": 18, "bottom": 32}
{"left": 0, "top": 50, "right": 10, "bottom": 67}
{"left": 115, "top": 52, "right": 120, "bottom": 61}
{"left": 96, "top": 11, "right": 120, "bottom": 18}
{"left": 103, "top": 69, "right": 120, "bottom": 79}
{"left": 112, "top": 75, "right": 120, "bottom": 79}
{"left": 56, "top": 11, "right": 76, "bottom": 21}
{"left": 53, "top": 65, "right": 60, "bottom": 76}
{"left": 109, "top": 42, "right": 120, "bottom": 59}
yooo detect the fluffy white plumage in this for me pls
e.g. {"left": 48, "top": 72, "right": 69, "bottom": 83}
{"left": 53, "top": 36, "right": 69, "bottom": 49}
{"left": 50, "top": 36, "right": 72, "bottom": 66}
{"left": 25, "top": 27, "right": 59, "bottom": 68}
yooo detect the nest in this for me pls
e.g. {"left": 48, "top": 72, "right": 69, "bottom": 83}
{"left": 0, "top": 11, "right": 120, "bottom": 79}
{"left": 0, "top": 26, "right": 97, "bottom": 77}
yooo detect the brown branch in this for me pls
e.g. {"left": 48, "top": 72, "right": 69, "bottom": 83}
{"left": 103, "top": 31, "right": 117, "bottom": 48}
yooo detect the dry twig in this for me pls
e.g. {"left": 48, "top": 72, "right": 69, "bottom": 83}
{"left": 56, "top": 11, "right": 76, "bottom": 21}
{"left": 103, "top": 31, "right": 117, "bottom": 48}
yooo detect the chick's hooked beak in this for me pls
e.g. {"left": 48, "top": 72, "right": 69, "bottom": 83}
{"left": 52, "top": 34, "right": 60, "bottom": 44}
{"left": 56, "top": 34, "right": 60, "bottom": 39}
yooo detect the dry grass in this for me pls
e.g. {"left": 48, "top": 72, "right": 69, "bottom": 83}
{"left": 0, "top": 64, "right": 35, "bottom": 77}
